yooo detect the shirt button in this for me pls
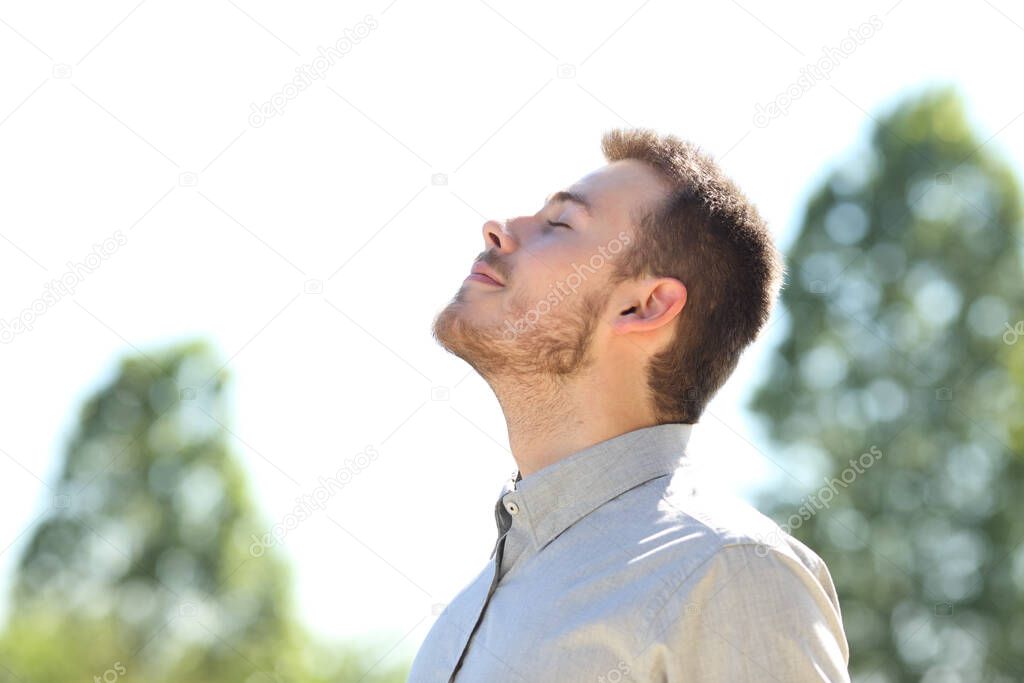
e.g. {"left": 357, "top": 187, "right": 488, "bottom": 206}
{"left": 505, "top": 500, "right": 520, "bottom": 515}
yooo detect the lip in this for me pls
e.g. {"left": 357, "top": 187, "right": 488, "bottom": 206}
{"left": 469, "top": 261, "right": 505, "bottom": 287}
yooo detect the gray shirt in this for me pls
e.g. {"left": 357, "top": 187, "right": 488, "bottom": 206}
{"left": 408, "top": 422, "right": 851, "bottom": 682}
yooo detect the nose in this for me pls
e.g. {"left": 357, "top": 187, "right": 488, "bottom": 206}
{"left": 482, "top": 219, "right": 518, "bottom": 254}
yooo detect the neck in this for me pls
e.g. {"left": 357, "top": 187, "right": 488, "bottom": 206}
{"left": 487, "top": 364, "right": 656, "bottom": 478}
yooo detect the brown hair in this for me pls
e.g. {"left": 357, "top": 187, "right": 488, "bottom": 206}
{"left": 601, "top": 127, "right": 785, "bottom": 424}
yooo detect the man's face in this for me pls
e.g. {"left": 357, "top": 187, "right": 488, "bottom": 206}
{"left": 432, "top": 159, "right": 669, "bottom": 380}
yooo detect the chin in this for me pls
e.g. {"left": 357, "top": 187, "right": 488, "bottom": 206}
{"left": 431, "top": 300, "right": 467, "bottom": 351}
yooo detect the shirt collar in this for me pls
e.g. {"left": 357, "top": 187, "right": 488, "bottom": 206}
{"left": 494, "top": 422, "right": 695, "bottom": 552}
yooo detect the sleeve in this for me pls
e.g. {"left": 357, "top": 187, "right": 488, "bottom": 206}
{"left": 662, "top": 542, "right": 851, "bottom": 682}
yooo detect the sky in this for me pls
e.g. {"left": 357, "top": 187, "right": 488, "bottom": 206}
{"left": 1, "top": 0, "right": 1023, "bottom": 669}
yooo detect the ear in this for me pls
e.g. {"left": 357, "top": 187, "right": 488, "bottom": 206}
{"left": 611, "top": 277, "right": 687, "bottom": 336}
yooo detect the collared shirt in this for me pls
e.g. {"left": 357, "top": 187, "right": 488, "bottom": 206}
{"left": 408, "top": 422, "right": 851, "bottom": 682}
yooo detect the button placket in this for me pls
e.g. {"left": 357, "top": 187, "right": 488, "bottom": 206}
{"left": 450, "top": 527, "right": 508, "bottom": 682}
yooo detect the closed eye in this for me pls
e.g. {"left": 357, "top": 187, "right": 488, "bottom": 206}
{"left": 546, "top": 220, "right": 573, "bottom": 230}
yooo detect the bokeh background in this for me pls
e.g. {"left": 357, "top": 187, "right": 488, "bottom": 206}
{"left": 2, "top": 1, "right": 1023, "bottom": 681}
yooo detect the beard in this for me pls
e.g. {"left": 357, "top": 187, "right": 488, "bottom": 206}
{"left": 431, "top": 280, "right": 612, "bottom": 381}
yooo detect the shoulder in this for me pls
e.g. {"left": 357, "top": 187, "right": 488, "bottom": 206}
{"left": 656, "top": 470, "right": 833, "bottom": 574}
{"left": 640, "top": 539, "right": 851, "bottom": 682}
{"left": 631, "top": 477, "right": 851, "bottom": 680}
{"left": 579, "top": 466, "right": 817, "bottom": 575}
{"left": 663, "top": 471, "right": 782, "bottom": 543}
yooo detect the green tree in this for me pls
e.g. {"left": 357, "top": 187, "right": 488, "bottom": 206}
{"left": 749, "top": 85, "right": 1024, "bottom": 680}
{"left": 745, "top": 88, "right": 1024, "bottom": 679}
{"left": 3, "top": 339, "right": 408, "bottom": 682}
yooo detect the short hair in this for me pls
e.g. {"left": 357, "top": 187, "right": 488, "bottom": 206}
{"left": 602, "top": 127, "right": 785, "bottom": 424}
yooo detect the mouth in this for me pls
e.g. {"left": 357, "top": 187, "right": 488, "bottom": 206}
{"left": 465, "top": 273, "right": 503, "bottom": 286}
{"left": 468, "top": 261, "right": 505, "bottom": 287}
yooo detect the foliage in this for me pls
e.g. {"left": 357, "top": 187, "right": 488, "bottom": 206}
{"left": 2, "top": 340, "right": 408, "bottom": 682}
{"left": 749, "top": 85, "right": 1024, "bottom": 680}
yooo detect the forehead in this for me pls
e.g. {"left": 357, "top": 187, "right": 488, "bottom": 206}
{"left": 566, "top": 159, "right": 670, "bottom": 226}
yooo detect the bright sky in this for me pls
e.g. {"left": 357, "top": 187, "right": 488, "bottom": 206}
{"left": 1, "top": 0, "right": 1022, "bottom": 669}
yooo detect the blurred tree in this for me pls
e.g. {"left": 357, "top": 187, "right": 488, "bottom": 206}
{"left": 2, "top": 340, "right": 408, "bottom": 682}
{"left": 749, "top": 85, "right": 1024, "bottom": 681}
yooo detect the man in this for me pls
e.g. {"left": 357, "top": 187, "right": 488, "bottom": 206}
{"left": 410, "top": 128, "right": 851, "bottom": 682}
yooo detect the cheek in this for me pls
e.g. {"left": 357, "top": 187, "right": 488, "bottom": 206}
{"left": 515, "top": 256, "right": 567, "bottom": 294}
{"left": 525, "top": 235, "right": 584, "bottom": 270}
{"left": 498, "top": 262, "right": 551, "bottom": 316}
{"left": 537, "top": 244, "right": 594, "bottom": 286}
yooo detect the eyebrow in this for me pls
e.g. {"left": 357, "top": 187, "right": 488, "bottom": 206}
{"left": 544, "top": 190, "right": 593, "bottom": 216}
